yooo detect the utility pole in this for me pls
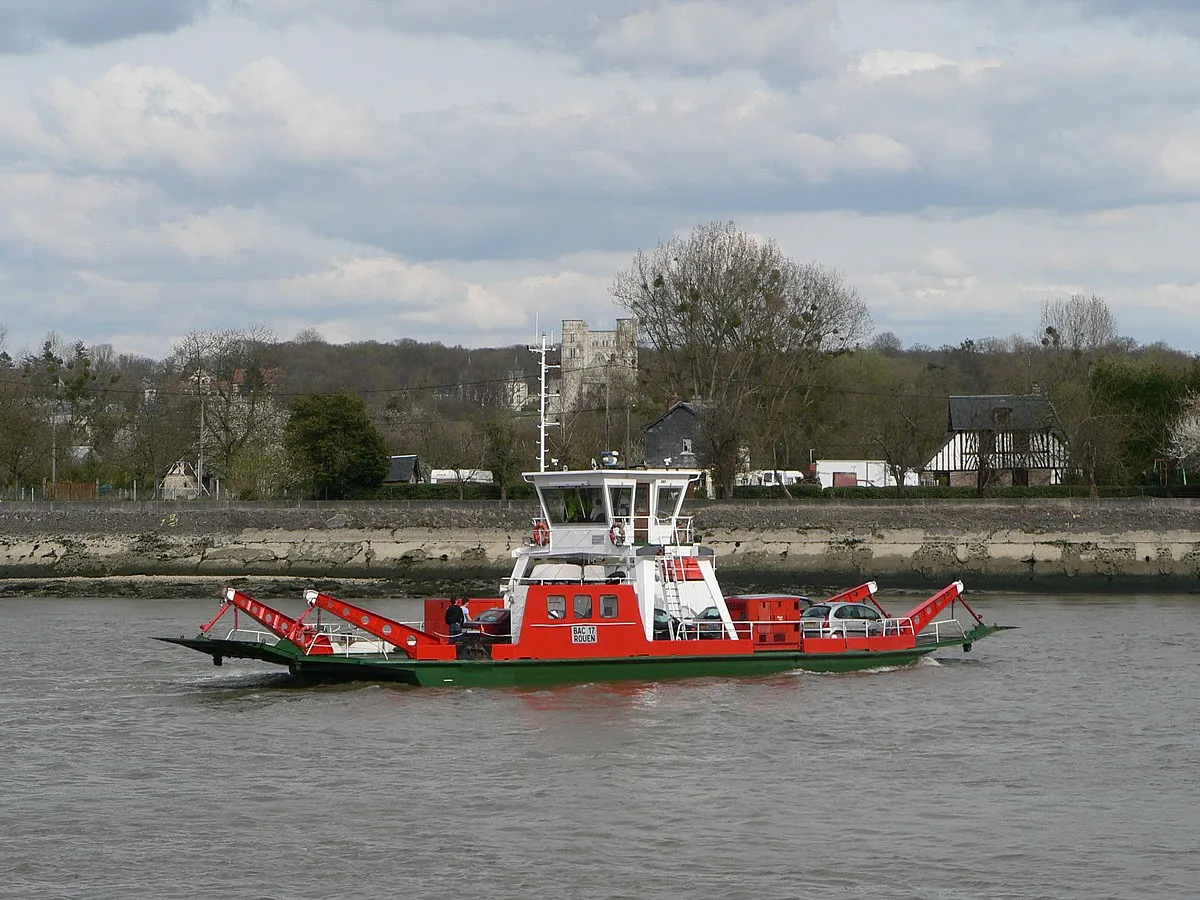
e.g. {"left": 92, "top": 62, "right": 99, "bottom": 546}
{"left": 195, "top": 368, "right": 207, "bottom": 499}
{"left": 529, "top": 332, "right": 559, "bottom": 472}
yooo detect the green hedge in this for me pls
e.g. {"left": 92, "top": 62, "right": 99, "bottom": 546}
{"left": 374, "top": 482, "right": 538, "bottom": 501}
{"left": 728, "top": 484, "right": 1166, "bottom": 500}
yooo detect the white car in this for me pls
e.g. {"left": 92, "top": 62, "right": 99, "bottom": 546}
{"left": 801, "top": 601, "right": 885, "bottom": 637}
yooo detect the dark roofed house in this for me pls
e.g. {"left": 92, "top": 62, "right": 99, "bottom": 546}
{"left": 384, "top": 455, "right": 424, "bottom": 484}
{"left": 924, "top": 395, "right": 1070, "bottom": 488}
{"left": 644, "top": 401, "right": 703, "bottom": 468}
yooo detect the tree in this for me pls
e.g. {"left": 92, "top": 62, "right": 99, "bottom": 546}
{"left": 18, "top": 335, "right": 121, "bottom": 485}
{"left": 852, "top": 353, "right": 949, "bottom": 496}
{"left": 483, "top": 412, "right": 531, "bottom": 500}
{"left": 1166, "top": 392, "right": 1200, "bottom": 474}
{"left": 284, "top": 392, "right": 389, "bottom": 499}
{"left": 1040, "top": 294, "right": 1119, "bottom": 356}
{"left": 612, "top": 221, "right": 870, "bottom": 497}
{"left": 0, "top": 371, "right": 47, "bottom": 492}
{"left": 173, "top": 326, "right": 284, "bottom": 495}
{"left": 1033, "top": 294, "right": 1128, "bottom": 495}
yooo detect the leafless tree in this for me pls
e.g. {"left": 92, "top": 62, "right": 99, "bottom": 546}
{"left": 172, "top": 326, "right": 285, "bottom": 497}
{"left": 1040, "top": 293, "right": 1118, "bottom": 356}
{"left": 1166, "top": 392, "right": 1200, "bottom": 469}
{"left": 612, "top": 221, "right": 871, "bottom": 496}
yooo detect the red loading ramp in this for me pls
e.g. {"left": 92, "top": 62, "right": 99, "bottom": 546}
{"left": 901, "top": 581, "right": 965, "bottom": 635}
{"left": 208, "top": 587, "right": 334, "bottom": 654}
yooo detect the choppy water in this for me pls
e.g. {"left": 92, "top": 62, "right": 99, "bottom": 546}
{"left": 2, "top": 592, "right": 1199, "bottom": 900}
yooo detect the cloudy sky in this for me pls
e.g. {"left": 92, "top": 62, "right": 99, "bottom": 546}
{"left": 2, "top": 0, "right": 1200, "bottom": 360}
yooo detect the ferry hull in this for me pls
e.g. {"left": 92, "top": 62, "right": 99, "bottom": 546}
{"left": 284, "top": 647, "right": 939, "bottom": 687}
{"left": 159, "top": 614, "right": 1009, "bottom": 687}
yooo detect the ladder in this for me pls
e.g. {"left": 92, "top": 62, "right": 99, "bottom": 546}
{"left": 658, "top": 553, "right": 686, "bottom": 621}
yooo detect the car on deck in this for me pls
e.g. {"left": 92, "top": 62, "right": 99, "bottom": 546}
{"left": 801, "top": 601, "right": 885, "bottom": 637}
{"left": 680, "top": 605, "right": 729, "bottom": 639}
{"left": 462, "top": 608, "right": 512, "bottom": 643}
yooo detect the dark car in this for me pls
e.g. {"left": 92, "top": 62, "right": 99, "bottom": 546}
{"left": 653, "top": 607, "right": 679, "bottom": 640}
{"left": 676, "top": 605, "right": 729, "bottom": 639}
{"left": 462, "top": 607, "right": 512, "bottom": 644}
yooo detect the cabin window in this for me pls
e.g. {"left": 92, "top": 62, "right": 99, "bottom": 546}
{"left": 600, "top": 594, "right": 619, "bottom": 618}
{"left": 547, "top": 595, "right": 566, "bottom": 619}
{"left": 609, "top": 486, "right": 633, "bottom": 520}
{"left": 657, "top": 485, "right": 683, "bottom": 518}
{"left": 573, "top": 594, "right": 593, "bottom": 619}
{"left": 542, "top": 487, "right": 607, "bottom": 523}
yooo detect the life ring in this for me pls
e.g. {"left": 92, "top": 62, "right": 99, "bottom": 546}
{"left": 609, "top": 523, "right": 624, "bottom": 544}
{"left": 533, "top": 521, "right": 550, "bottom": 546}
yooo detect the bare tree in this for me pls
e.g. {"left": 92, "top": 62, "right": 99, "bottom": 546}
{"left": 1040, "top": 293, "right": 1118, "bottom": 356}
{"left": 612, "top": 221, "right": 871, "bottom": 497}
{"left": 172, "top": 326, "right": 285, "bottom": 497}
{"left": 1035, "top": 293, "right": 1126, "bottom": 495}
{"left": 1166, "top": 392, "right": 1200, "bottom": 473}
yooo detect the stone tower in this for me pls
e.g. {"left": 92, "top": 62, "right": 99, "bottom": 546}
{"left": 554, "top": 318, "right": 638, "bottom": 418}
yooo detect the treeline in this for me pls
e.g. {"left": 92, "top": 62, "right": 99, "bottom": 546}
{"left": 3, "top": 223, "right": 1200, "bottom": 500}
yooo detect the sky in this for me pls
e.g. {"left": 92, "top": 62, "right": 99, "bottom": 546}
{"left": 2, "top": 0, "right": 1200, "bottom": 361}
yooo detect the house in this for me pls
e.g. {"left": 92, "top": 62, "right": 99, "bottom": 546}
{"left": 161, "top": 458, "right": 201, "bottom": 500}
{"left": 924, "top": 395, "right": 1070, "bottom": 487}
{"left": 429, "top": 468, "right": 494, "bottom": 485}
{"left": 814, "top": 460, "right": 919, "bottom": 489}
{"left": 384, "top": 455, "right": 424, "bottom": 484}
{"left": 644, "top": 401, "right": 702, "bottom": 468}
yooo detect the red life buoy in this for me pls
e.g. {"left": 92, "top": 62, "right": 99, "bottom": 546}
{"left": 533, "top": 521, "right": 550, "bottom": 546}
{"left": 609, "top": 524, "right": 624, "bottom": 544}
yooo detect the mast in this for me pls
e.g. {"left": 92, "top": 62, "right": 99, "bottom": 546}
{"left": 529, "top": 331, "right": 559, "bottom": 472}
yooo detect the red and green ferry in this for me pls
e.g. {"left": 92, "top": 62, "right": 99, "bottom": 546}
{"left": 158, "top": 466, "right": 1011, "bottom": 687}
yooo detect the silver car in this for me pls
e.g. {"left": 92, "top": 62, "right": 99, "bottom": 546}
{"left": 801, "top": 601, "right": 884, "bottom": 637}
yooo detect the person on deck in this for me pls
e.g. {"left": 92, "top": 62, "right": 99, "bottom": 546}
{"left": 445, "top": 598, "right": 465, "bottom": 641}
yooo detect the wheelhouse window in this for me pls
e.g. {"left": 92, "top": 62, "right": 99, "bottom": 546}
{"left": 600, "top": 595, "right": 619, "bottom": 618}
{"left": 573, "top": 594, "right": 593, "bottom": 619}
{"left": 656, "top": 485, "right": 683, "bottom": 518}
{"left": 609, "top": 486, "right": 633, "bottom": 520}
{"left": 542, "top": 487, "right": 608, "bottom": 524}
{"left": 547, "top": 595, "right": 566, "bottom": 619}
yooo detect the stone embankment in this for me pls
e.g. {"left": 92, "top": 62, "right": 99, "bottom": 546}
{"left": 1, "top": 498, "right": 1198, "bottom": 596}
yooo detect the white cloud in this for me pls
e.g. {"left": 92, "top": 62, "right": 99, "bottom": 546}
{"left": 4, "top": 0, "right": 1200, "bottom": 358}
{"left": 590, "top": 0, "right": 841, "bottom": 80}
{"left": 856, "top": 49, "right": 952, "bottom": 79}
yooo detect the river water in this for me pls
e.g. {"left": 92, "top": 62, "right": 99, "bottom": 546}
{"left": 2, "top": 591, "right": 1198, "bottom": 900}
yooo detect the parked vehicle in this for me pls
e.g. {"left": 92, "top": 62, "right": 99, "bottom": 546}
{"left": 463, "top": 608, "right": 511, "bottom": 643}
{"left": 801, "top": 602, "right": 885, "bottom": 637}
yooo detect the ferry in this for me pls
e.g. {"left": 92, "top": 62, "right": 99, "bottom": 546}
{"left": 157, "top": 466, "right": 1012, "bottom": 687}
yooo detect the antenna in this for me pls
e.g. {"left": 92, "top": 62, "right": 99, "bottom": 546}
{"left": 528, "top": 331, "right": 559, "bottom": 472}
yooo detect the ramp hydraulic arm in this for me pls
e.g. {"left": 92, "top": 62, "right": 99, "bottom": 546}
{"left": 304, "top": 590, "right": 442, "bottom": 657}
{"left": 901, "top": 581, "right": 967, "bottom": 635}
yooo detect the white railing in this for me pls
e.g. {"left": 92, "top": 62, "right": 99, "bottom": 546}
{"left": 915, "top": 619, "right": 968, "bottom": 644}
{"left": 222, "top": 627, "right": 280, "bottom": 645}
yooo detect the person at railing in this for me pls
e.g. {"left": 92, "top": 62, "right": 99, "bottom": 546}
{"left": 445, "top": 599, "right": 465, "bottom": 642}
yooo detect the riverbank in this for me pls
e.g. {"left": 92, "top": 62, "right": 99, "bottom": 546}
{"left": 2, "top": 497, "right": 1199, "bottom": 596}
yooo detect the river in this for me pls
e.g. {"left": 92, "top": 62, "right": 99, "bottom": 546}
{"left": 2, "top": 591, "right": 1197, "bottom": 899}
